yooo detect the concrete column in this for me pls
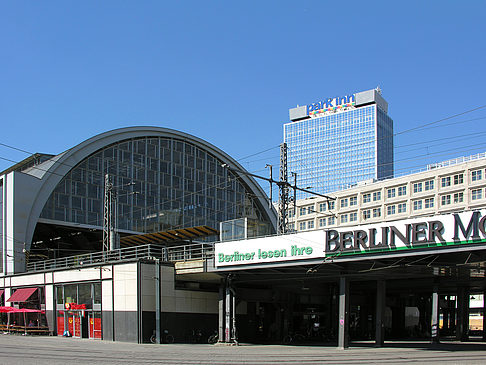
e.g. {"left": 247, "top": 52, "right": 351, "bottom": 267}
{"left": 218, "top": 284, "right": 224, "bottom": 342}
{"left": 375, "top": 280, "right": 386, "bottom": 347}
{"left": 431, "top": 286, "right": 440, "bottom": 343}
{"left": 225, "top": 286, "right": 232, "bottom": 342}
{"left": 220, "top": 276, "right": 236, "bottom": 344}
{"left": 154, "top": 260, "right": 161, "bottom": 344}
{"left": 338, "top": 277, "right": 350, "bottom": 349}
{"left": 456, "top": 287, "right": 469, "bottom": 342}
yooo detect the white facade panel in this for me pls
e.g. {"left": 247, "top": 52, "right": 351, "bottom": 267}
{"left": 10, "top": 273, "right": 45, "bottom": 287}
{"left": 113, "top": 263, "right": 138, "bottom": 311}
{"left": 45, "top": 284, "right": 54, "bottom": 310}
{"left": 102, "top": 280, "right": 113, "bottom": 311}
{"left": 53, "top": 267, "right": 101, "bottom": 283}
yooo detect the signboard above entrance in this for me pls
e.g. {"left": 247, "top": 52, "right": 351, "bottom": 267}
{"left": 214, "top": 209, "right": 486, "bottom": 268}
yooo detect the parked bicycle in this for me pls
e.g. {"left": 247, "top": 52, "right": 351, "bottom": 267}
{"left": 189, "top": 328, "right": 203, "bottom": 343}
{"left": 208, "top": 330, "right": 218, "bottom": 344}
{"left": 282, "top": 332, "right": 306, "bottom": 344}
{"left": 150, "top": 329, "right": 174, "bottom": 344}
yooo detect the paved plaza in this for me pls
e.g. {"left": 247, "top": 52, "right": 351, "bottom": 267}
{"left": 1, "top": 335, "right": 486, "bottom": 364}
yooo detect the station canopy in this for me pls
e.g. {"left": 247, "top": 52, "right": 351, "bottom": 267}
{"left": 120, "top": 225, "right": 219, "bottom": 247}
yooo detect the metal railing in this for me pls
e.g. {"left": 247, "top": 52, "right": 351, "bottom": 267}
{"left": 165, "top": 243, "right": 215, "bottom": 262}
{"left": 26, "top": 242, "right": 215, "bottom": 272}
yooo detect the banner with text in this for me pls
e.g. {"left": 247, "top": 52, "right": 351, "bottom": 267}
{"left": 215, "top": 209, "right": 486, "bottom": 267}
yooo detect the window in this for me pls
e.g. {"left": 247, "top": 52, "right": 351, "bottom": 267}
{"left": 454, "top": 174, "right": 463, "bottom": 185}
{"left": 413, "top": 200, "right": 422, "bottom": 211}
{"left": 299, "top": 207, "right": 306, "bottom": 216}
{"left": 398, "top": 186, "right": 407, "bottom": 196}
{"left": 349, "top": 196, "right": 357, "bottom": 206}
{"left": 307, "top": 206, "right": 313, "bottom": 214}
{"left": 373, "top": 191, "right": 381, "bottom": 201}
{"left": 319, "top": 203, "right": 327, "bottom": 212}
{"left": 387, "top": 188, "right": 396, "bottom": 199}
{"left": 328, "top": 201, "right": 335, "bottom": 210}
{"left": 472, "top": 170, "right": 482, "bottom": 182}
{"left": 387, "top": 205, "right": 396, "bottom": 215}
{"left": 308, "top": 220, "right": 314, "bottom": 229}
{"left": 363, "top": 209, "right": 371, "bottom": 220}
{"left": 425, "top": 180, "right": 434, "bottom": 191}
{"left": 288, "top": 210, "right": 293, "bottom": 218}
{"left": 413, "top": 182, "right": 423, "bottom": 193}
{"left": 425, "top": 198, "right": 434, "bottom": 209}
{"left": 328, "top": 216, "right": 335, "bottom": 225}
{"left": 454, "top": 192, "right": 464, "bottom": 203}
{"left": 373, "top": 208, "right": 381, "bottom": 218}
{"left": 398, "top": 203, "right": 406, "bottom": 213}
{"left": 472, "top": 189, "right": 482, "bottom": 200}
{"left": 340, "top": 198, "right": 348, "bottom": 208}
{"left": 441, "top": 195, "right": 451, "bottom": 206}
{"left": 349, "top": 212, "right": 357, "bottom": 222}
{"left": 94, "top": 283, "right": 101, "bottom": 305}
{"left": 363, "top": 193, "right": 371, "bottom": 203}
{"left": 299, "top": 221, "right": 306, "bottom": 230}
{"left": 441, "top": 176, "right": 451, "bottom": 187}
{"left": 341, "top": 214, "right": 348, "bottom": 223}
{"left": 319, "top": 218, "right": 326, "bottom": 227}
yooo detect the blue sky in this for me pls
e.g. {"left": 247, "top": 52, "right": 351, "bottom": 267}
{"left": 1, "top": 1, "right": 485, "bottom": 195}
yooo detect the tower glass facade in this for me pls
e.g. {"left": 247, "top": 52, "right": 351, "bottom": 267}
{"left": 285, "top": 97, "right": 393, "bottom": 199}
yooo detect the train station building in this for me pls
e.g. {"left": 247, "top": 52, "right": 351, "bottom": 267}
{"left": 1, "top": 127, "right": 486, "bottom": 348}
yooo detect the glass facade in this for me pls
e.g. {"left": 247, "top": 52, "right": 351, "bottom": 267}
{"left": 40, "top": 137, "right": 271, "bottom": 235}
{"left": 284, "top": 104, "right": 393, "bottom": 199}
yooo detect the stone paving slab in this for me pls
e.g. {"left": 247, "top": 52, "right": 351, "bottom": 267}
{"left": 1, "top": 334, "right": 486, "bottom": 364}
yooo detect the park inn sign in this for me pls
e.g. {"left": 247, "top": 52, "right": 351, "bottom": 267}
{"left": 214, "top": 209, "right": 486, "bottom": 268}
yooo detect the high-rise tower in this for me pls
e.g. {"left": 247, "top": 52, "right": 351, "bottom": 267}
{"left": 285, "top": 88, "right": 393, "bottom": 199}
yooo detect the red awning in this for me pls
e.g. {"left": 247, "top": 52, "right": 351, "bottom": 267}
{"left": 0, "top": 306, "right": 16, "bottom": 313}
{"left": 0, "top": 306, "right": 44, "bottom": 313}
{"left": 6, "top": 288, "right": 38, "bottom": 303}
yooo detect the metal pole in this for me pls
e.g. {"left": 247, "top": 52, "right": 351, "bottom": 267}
{"left": 155, "top": 259, "right": 161, "bottom": 344}
{"left": 292, "top": 172, "right": 297, "bottom": 220}
{"left": 103, "top": 174, "right": 111, "bottom": 252}
{"left": 231, "top": 288, "right": 237, "bottom": 344}
{"left": 225, "top": 286, "right": 231, "bottom": 342}
{"left": 278, "top": 143, "right": 288, "bottom": 234}
{"left": 218, "top": 283, "right": 224, "bottom": 343}
{"left": 431, "top": 285, "right": 439, "bottom": 343}
{"left": 265, "top": 164, "right": 273, "bottom": 209}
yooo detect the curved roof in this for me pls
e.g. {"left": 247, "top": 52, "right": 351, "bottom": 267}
{"left": 23, "top": 127, "right": 277, "bottom": 251}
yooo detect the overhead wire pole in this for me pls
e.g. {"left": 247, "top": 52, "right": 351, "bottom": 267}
{"left": 291, "top": 172, "right": 297, "bottom": 219}
{"left": 265, "top": 164, "right": 273, "bottom": 209}
{"left": 103, "top": 174, "right": 119, "bottom": 252}
{"left": 278, "top": 143, "right": 289, "bottom": 234}
{"left": 221, "top": 143, "right": 335, "bottom": 236}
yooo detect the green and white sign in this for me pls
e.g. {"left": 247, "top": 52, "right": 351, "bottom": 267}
{"left": 215, "top": 209, "right": 486, "bottom": 267}
{"left": 215, "top": 230, "right": 325, "bottom": 267}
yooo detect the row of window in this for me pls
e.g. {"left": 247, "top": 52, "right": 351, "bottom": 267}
{"left": 441, "top": 192, "right": 464, "bottom": 206}
{"left": 297, "top": 173, "right": 486, "bottom": 217}
{"left": 297, "top": 189, "right": 486, "bottom": 230}
{"left": 387, "top": 203, "right": 407, "bottom": 215}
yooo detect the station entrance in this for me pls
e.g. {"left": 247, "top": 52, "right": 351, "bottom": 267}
{"left": 213, "top": 248, "right": 486, "bottom": 347}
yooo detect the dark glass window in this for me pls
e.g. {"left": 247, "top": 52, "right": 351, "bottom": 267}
{"left": 39, "top": 137, "right": 272, "bottom": 237}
